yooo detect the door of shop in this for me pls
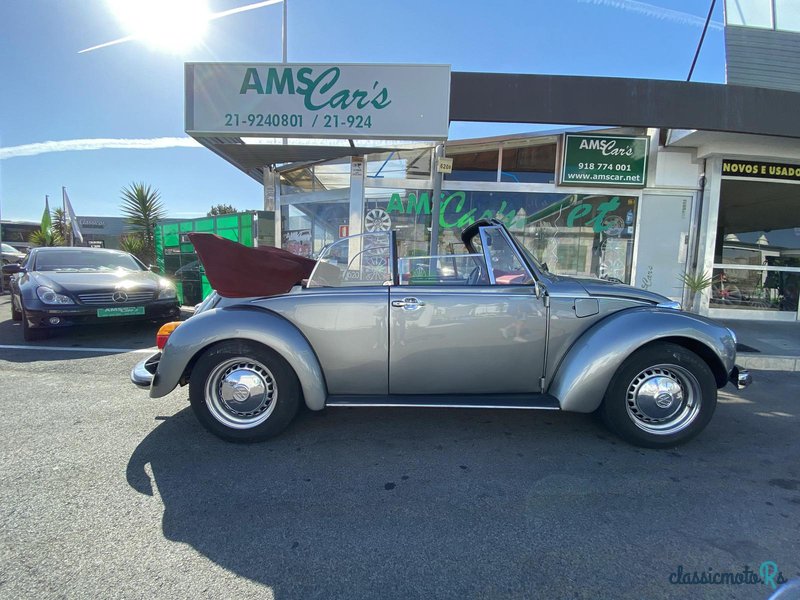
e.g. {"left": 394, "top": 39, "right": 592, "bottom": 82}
{"left": 633, "top": 194, "right": 693, "bottom": 302}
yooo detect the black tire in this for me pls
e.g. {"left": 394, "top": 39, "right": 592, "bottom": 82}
{"left": 22, "top": 309, "right": 47, "bottom": 342}
{"left": 599, "top": 342, "right": 717, "bottom": 448}
{"left": 189, "top": 340, "right": 301, "bottom": 442}
{"left": 11, "top": 295, "right": 22, "bottom": 322}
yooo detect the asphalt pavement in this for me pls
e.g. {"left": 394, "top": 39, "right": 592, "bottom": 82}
{"left": 0, "top": 294, "right": 798, "bottom": 599}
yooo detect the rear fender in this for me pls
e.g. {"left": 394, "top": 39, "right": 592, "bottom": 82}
{"left": 549, "top": 308, "right": 736, "bottom": 413}
{"left": 150, "top": 306, "right": 328, "bottom": 410}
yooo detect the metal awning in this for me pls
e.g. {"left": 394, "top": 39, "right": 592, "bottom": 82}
{"left": 191, "top": 72, "right": 800, "bottom": 184}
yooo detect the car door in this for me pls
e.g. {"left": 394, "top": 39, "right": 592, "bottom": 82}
{"left": 389, "top": 227, "right": 547, "bottom": 395}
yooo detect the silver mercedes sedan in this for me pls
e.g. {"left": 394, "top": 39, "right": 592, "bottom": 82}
{"left": 132, "top": 219, "right": 750, "bottom": 448}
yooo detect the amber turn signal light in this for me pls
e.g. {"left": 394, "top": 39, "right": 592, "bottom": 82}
{"left": 156, "top": 321, "right": 182, "bottom": 350}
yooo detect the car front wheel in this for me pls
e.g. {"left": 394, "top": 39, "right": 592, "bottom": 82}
{"left": 11, "top": 295, "right": 22, "bottom": 321}
{"left": 22, "top": 309, "right": 47, "bottom": 342}
{"left": 189, "top": 340, "right": 301, "bottom": 442}
{"left": 599, "top": 342, "right": 717, "bottom": 448}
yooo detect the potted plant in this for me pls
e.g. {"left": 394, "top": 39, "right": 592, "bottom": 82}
{"left": 678, "top": 269, "right": 714, "bottom": 313}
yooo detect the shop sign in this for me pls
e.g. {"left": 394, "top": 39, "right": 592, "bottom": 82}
{"left": 87, "top": 240, "right": 105, "bottom": 248}
{"left": 561, "top": 134, "right": 648, "bottom": 187}
{"left": 186, "top": 63, "right": 451, "bottom": 140}
{"left": 722, "top": 159, "right": 800, "bottom": 182}
{"left": 79, "top": 218, "right": 105, "bottom": 229}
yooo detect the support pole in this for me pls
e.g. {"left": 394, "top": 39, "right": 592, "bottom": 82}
{"left": 428, "top": 144, "right": 444, "bottom": 257}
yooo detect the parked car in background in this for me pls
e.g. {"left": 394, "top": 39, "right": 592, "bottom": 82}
{"left": 131, "top": 219, "right": 751, "bottom": 448}
{"left": 2, "top": 243, "right": 26, "bottom": 265}
{"left": 3, "top": 247, "right": 181, "bottom": 341}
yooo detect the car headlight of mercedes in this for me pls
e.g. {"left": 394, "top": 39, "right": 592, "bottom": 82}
{"left": 157, "top": 279, "right": 177, "bottom": 300}
{"left": 36, "top": 286, "right": 75, "bottom": 305}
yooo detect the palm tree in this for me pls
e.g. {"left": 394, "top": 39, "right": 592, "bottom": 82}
{"left": 29, "top": 228, "right": 64, "bottom": 247}
{"left": 51, "top": 207, "right": 71, "bottom": 244}
{"left": 120, "top": 182, "right": 165, "bottom": 265}
{"left": 119, "top": 233, "right": 147, "bottom": 262}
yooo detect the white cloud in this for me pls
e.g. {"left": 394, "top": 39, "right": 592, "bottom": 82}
{"left": 0, "top": 137, "right": 201, "bottom": 160}
{"left": 577, "top": 0, "right": 723, "bottom": 30}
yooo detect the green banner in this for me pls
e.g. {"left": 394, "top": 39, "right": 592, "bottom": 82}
{"left": 561, "top": 134, "right": 648, "bottom": 187}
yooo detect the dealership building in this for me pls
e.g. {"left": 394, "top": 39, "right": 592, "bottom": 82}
{"left": 184, "top": 0, "right": 800, "bottom": 321}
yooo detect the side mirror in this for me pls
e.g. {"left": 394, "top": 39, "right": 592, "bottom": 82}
{"left": 2, "top": 263, "right": 23, "bottom": 275}
{"left": 148, "top": 265, "right": 159, "bottom": 273}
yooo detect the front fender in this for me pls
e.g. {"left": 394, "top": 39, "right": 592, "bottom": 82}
{"left": 549, "top": 308, "right": 736, "bottom": 413}
{"left": 150, "top": 306, "right": 328, "bottom": 410}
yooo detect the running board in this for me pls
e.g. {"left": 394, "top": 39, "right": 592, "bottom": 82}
{"left": 325, "top": 394, "right": 560, "bottom": 410}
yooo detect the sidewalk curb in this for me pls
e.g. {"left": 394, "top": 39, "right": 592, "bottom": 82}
{"left": 737, "top": 353, "right": 800, "bottom": 372}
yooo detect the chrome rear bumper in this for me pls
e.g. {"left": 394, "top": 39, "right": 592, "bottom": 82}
{"left": 131, "top": 352, "right": 161, "bottom": 388}
{"left": 729, "top": 365, "right": 752, "bottom": 390}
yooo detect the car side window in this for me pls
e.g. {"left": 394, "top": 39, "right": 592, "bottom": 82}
{"left": 398, "top": 253, "right": 488, "bottom": 286}
{"left": 481, "top": 227, "right": 534, "bottom": 285}
{"left": 307, "top": 232, "right": 393, "bottom": 287}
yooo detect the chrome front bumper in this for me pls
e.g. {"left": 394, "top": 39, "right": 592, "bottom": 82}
{"left": 131, "top": 352, "right": 161, "bottom": 388}
{"left": 729, "top": 365, "right": 752, "bottom": 390}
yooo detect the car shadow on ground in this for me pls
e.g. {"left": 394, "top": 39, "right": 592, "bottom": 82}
{"left": 125, "top": 383, "right": 800, "bottom": 599}
{"left": 0, "top": 314, "right": 163, "bottom": 361}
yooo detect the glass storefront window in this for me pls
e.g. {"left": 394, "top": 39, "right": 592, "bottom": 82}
{"left": 365, "top": 188, "right": 432, "bottom": 259}
{"left": 500, "top": 144, "right": 557, "bottom": 184}
{"left": 725, "top": 0, "right": 773, "bottom": 28}
{"left": 776, "top": 0, "right": 800, "bottom": 31}
{"left": 712, "top": 178, "right": 800, "bottom": 313}
{"left": 443, "top": 149, "right": 500, "bottom": 183}
{"left": 281, "top": 196, "right": 349, "bottom": 258}
{"left": 280, "top": 157, "right": 352, "bottom": 195}
{"left": 307, "top": 232, "right": 392, "bottom": 287}
{"left": 366, "top": 188, "right": 637, "bottom": 283}
{"left": 366, "top": 148, "right": 433, "bottom": 180}
{"left": 711, "top": 267, "right": 799, "bottom": 312}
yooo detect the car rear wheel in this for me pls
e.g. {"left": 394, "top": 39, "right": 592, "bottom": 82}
{"left": 189, "top": 340, "right": 301, "bottom": 442}
{"left": 599, "top": 342, "right": 717, "bottom": 448}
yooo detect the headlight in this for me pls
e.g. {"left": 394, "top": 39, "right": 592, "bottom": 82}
{"left": 157, "top": 279, "right": 177, "bottom": 300}
{"left": 36, "top": 286, "right": 75, "bottom": 305}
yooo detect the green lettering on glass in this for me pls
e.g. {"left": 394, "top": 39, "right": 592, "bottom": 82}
{"left": 478, "top": 201, "right": 519, "bottom": 228}
{"left": 585, "top": 197, "right": 620, "bottom": 232}
{"left": 406, "top": 192, "right": 431, "bottom": 215}
{"left": 386, "top": 193, "right": 405, "bottom": 213}
{"left": 439, "top": 192, "right": 467, "bottom": 228}
{"left": 385, "top": 192, "right": 620, "bottom": 232}
{"left": 566, "top": 204, "right": 592, "bottom": 227}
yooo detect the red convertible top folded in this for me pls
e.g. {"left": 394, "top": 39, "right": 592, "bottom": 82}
{"left": 187, "top": 233, "right": 316, "bottom": 298}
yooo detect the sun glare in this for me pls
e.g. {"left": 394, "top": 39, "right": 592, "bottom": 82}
{"left": 108, "top": 0, "right": 210, "bottom": 53}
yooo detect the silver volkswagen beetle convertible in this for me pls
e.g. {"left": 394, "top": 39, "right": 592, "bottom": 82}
{"left": 132, "top": 219, "right": 751, "bottom": 448}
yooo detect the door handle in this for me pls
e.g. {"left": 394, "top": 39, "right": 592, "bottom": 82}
{"left": 392, "top": 297, "right": 425, "bottom": 310}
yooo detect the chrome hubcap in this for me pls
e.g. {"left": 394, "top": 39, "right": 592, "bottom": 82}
{"left": 205, "top": 358, "right": 277, "bottom": 429}
{"left": 625, "top": 364, "right": 701, "bottom": 435}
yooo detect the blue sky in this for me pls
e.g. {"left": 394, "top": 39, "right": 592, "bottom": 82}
{"left": 0, "top": 0, "right": 725, "bottom": 222}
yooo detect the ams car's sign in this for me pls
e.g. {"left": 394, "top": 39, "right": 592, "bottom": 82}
{"left": 186, "top": 63, "right": 451, "bottom": 140}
